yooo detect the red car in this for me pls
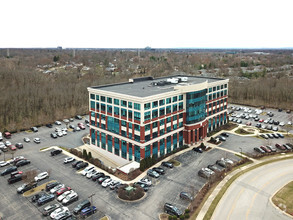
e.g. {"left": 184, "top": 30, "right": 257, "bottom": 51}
{"left": 10, "top": 145, "right": 17, "bottom": 151}
{"left": 275, "top": 143, "right": 285, "bottom": 150}
{"left": 259, "top": 119, "right": 264, "bottom": 123}
{"left": 260, "top": 145, "right": 271, "bottom": 153}
{"left": 56, "top": 187, "right": 71, "bottom": 196}
{"left": 246, "top": 122, "right": 252, "bottom": 126}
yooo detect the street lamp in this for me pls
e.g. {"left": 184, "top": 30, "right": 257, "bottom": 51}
{"left": 239, "top": 147, "right": 243, "bottom": 157}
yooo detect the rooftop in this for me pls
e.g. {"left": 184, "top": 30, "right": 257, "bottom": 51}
{"left": 90, "top": 75, "right": 226, "bottom": 97}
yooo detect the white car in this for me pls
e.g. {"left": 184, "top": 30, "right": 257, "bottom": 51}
{"left": 64, "top": 157, "right": 75, "bottom": 164}
{"left": 5, "top": 141, "right": 12, "bottom": 146}
{"left": 50, "top": 207, "right": 69, "bottom": 219}
{"left": 0, "top": 161, "right": 8, "bottom": 167}
{"left": 102, "top": 178, "right": 112, "bottom": 188}
{"left": 74, "top": 127, "right": 81, "bottom": 132}
{"left": 86, "top": 169, "right": 98, "bottom": 178}
{"left": 34, "top": 171, "right": 49, "bottom": 182}
{"left": 222, "top": 158, "right": 234, "bottom": 165}
{"left": 279, "top": 122, "right": 285, "bottom": 127}
{"left": 55, "top": 127, "right": 61, "bottom": 132}
{"left": 62, "top": 130, "right": 67, "bottom": 136}
{"left": 57, "top": 131, "right": 63, "bottom": 137}
{"left": 139, "top": 178, "right": 152, "bottom": 186}
{"left": 62, "top": 128, "right": 67, "bottom": 132}
{"left": 55, "top": 121, "right": 62, "bottom": 125}
{"left": 57, "top": 190, "right": 73, "bottom": 202}
{"left": 50, "top": 184, "right": 65, "bottom": 194}
{"left": 34, "top": 138, "right": 41, "bottom": 144}
{"left": 62, "top": 191, "right": 78, "bottom": 205}
{"left": 23, "top": 137, "right": 30, "bottom": 143}
{"left": 81, "top": 166, "right": 95, "bottom": 176}
{"left": 288, "top": 121, "right": 292, "bottom": 125}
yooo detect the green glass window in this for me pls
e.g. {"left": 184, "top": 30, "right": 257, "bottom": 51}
{"left": 209, "top": 88, "right": 212, "bottom": 93}
{"left": 152, "top": 101, "right": 158, "bottom": 108}
{"left": 128, "top": 102, "right": 133, "bottom": 108}
{"left": 101, "top": 96, "right": 105, "bottom": 102}
{"left": 166, "top": 105, "right": 171, "bottom": 114}
{"left": 172, "top": 104, "right": 177, "bottom": 112}
{"left": 152, "top": 109, "right": 158, "bottom": 118}
{"left": 90, "top": 94, "right": 95, "bottom": 99}
{"left": 107, "top": 97, "right": 112, "bottom": 104}
{"left": 179, "top": 95, "right": 183, "bottom": 101}
{"left": 172, "top": 96, "right": 177, "bottom": 102}
{"left": 134, "top": 112, "right": 141, "bottom": 121}
{"left": 134, "top": 103, "right": 140, "bottom": 110}
{"left": 114, "top": 107, "right": 119, "bottom": 115}
{"left": 144, "top": 103, "right": 151, "bottom": 110}
{"left": 128, "top": 110, "right": 132, "bottom": 119}
{"left": 159, "top": 99, "right": 165, "bottom": 106}
{"left": 166, "top": 98, "right": 171, "bottom": 104}
{"left": 144, "top": 111, "right": 151, "bottom": 121}
{"left": 121, "top": 100, "right": 127, "bottom": 107}
{"left": 107, "top": 105, "right": 112, "bottom": 114}
{"left": 121, "top": 108, "right": 127, "bottom": 117}
{"left": 159, "top": 107, "right": 165, "bottom": 117}
{"left": 96, "top": 95, "right": 99, "bottom": 100}
{"left": 114, "top": 99, "right": 119, "bottom": 105}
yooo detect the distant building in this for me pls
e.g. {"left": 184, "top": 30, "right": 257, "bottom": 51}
{"left": 88, "top": 75, "right": 229, "bottom": 163}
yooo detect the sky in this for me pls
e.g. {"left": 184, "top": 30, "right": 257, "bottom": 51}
{"left": 1, "top": 0, "right": 293, "bottom": 48}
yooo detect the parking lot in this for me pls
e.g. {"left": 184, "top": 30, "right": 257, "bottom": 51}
{"left": 0, "top": 107, "right": 292, "bottom": 219}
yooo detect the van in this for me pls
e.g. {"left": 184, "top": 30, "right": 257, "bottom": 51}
{"left": 4, "top": 132, "right": 11, "bottom": 139}
{"left": 164, "top": 203, "right": 182, "bottom": 217}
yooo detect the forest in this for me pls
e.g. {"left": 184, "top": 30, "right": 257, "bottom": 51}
{"left": 0, "top": 48, "right": 292, "bottom": 131}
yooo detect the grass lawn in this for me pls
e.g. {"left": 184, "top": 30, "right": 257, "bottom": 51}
{"left": 272, "top": 181, "right": 293, "bottom": 216}
{"left": 234, "top": 128, "right": 254, "bottom": 135}
{"left": 169, "top": 159, "right": 181, "bottom": 166}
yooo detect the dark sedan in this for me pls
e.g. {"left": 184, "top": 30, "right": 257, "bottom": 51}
{"left": 15, "top": 159, "right": 31, "bottom": 167}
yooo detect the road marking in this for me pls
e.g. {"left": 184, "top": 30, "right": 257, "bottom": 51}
{"left": 245, "top": 171, "right": 291, "bottom": 220}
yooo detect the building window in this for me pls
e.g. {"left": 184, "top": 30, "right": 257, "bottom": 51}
{"left": 101, "top": 104, "right": 106, "bottom": 112}
{"left": 145, "top": 135, "right": 150, "bottom": 142}
{"left": 90, "top": 94, "right": 95, "bottom": 99}
{"left": 114, "top": 99, "right": 119, "bottom": 105}
{"left": 145, "top": 124, "right": 150, "bottom": 131}
{"left": 134, "top": 145, "right": 140, "bottom": 162}
{"left": 134, "top": 112, "right": 141, "bottom": 122}
{"left": 159, "top": 107, "right": 165, "bottom": 117}
{"left": 96, "top": 95, "right": 99, "bottom": 100}
{"left": 129, "top": 143, "right": 133, "bottom": 161}
{"left": 145, "top": 145, "right": 150, "bottom": 158}
{"left": 91, "top": 129, "right": 95, "bottom": 145}
{"left": 107, "top": 97, "right": 112, "bottom": 104}
{"left": 172, "top": 104, "right": 177, "bottom": 112}
{"left": 152, "top": 142, "right": 158, "bottom": 158}
{"left": 114, "top": 107, "right": 119, "bottom": 116}
{"left": 224, "top": 84, "right": 227, "bottom": 88}
{"left": 90, "top": 101, "right": 95, "bottom": 109}
{"left": 160, "top": 139, "right": 165, "bottom": 156}
{"left": 179, "top": 95, "right": 183, "bottom": 101}
{"left": 152, "top": 109, "right": 158, "bottom": 119}
{"left": 128, "top": 110, "right": 133, "bottom": 120}
{"left": 121, "top": 108, "right": 127, "bottom": 117}
{"left": 153, "top": 131, "right": 158, "bottom": 138}
{"left": 96, "top": 102, "right": 99, "bottom": 111}
{"left": 114, "top": 138, "right": 119, "bottom": 156}
{"left": 107, "top": 135, "right": 112, "bottom": 152}
{"left": 166, "top": 105, "right": 171, "bottom": 114}
{"left": 144, "top": 111, "right": 151, "bottom": 121}
{"left": 121, "top": 140, "right": 127, "bottom": 159}
{"left": 144, "top": 103, "right": 151, "bottom": 110}
{"left": 101, "top": 133, "right": 106, "bottom": 149}
{"left": 134, "top": 103, "right": 140, "bottom": 110}
{"left": 159, "top": 99, "right": 165, "bottom": 106}
{"left": 107, "top": 105, "right": 112, "bottom": 114}
{"left": 134, "top": 124, "right": 140, "bottom": 131}
{"left": 160, "top": 119, "right": 165, "bottom": 126}
{"left": 209, "top": 88, "right": 212, "bottom": 93}
{"left": 160, "top": 128, "right": 164, "bottom": 136}
{"left": 173, "top": 96, "right": 177, "bottom": 102}
{"left": 167, "top": 117, "right": 171, "bottom": 123}
{"left": 179, "top": 102, "right": 183, "bottom": 110}
{"left": 213, "top": 87, "right": 216, "bottom": 92}
{"left": 101, "top": 96, "right": 105, "bottom": 102}
{"left": 121, "top": 100, "right": 127, "bottom": 107}
{"left": 128, "top": 102, "right": 133, "bottom": 108}
{"left": 152, "top": 101, "right": 158, "bottom": 108}
{"left": 166, "top": 98, "right": 171, "bottom": 104}
{"left": 152, "top": 122, "right": 158, "bottom": 128}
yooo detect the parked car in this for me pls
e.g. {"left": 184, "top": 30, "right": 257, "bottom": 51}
{"left": 17, "top": 182, "right": 37, "bottom": 194}
{"left": 260, "top": 145, "right": 271, "bottom": 153}
{"left": 64, "top": 157, "right": 75, "bottom": 164}
{"left": 51, "top": 133, "right": 58, "bottom": 139}
{"left": 164, "top": 203, "right": 182, "bottom": 217}
{"left": 9, "top": 145, "right": 17, "bottom": 151}
{"left": 62, "top": 191, "right": 78, "bottom": 205}
{"left": 147, "top": 169, "right": 160, "bottom": 178}
{"left": 8, "top": 173, "right": 23, "bottom": 184}
{"left": 69, "top": 125, "right": 75, "bottom": 129}
{"left": 76, "top": 162, "right": 88, "bottom": 170}
{"left": 31, "top": 192, "right": 47, "bottom": 202}
{"left": 46, "top": 123, "right": 53, "bottom": 128}
{"left": 207, "top": 164, "right": 222, "bottom": 172}
{"left": 259, "top": 134, "right": 268, "bottom": 139}
{"left": 34, "top": 171, "right": 49, "bottom": 182}
{"left": 31, "top": 127, "right": 38, "bottom": 132}
{"left": 180, "top": 192, "right": 193, "bottom": 201}
{"left": 46, "top": 181, "right": 60, "bottom": 191}
{"left": 72, "top": 160, "right": 83, "bottom": 168}
{"left": 109, "top": 180, "right": 121, "bottom": 190}
{"left": 37, "top": 193, "right": 55, "bottom": 206}
{"left": 86, "top": 169, "right": 98, "bottom": 179}
{"left": 55, "top": 121, "right": 62, "bottom": 125}
{"left": 34, "top": 138, "right": 41, "bottom": 144}
{"left": 50, "top": 184, "right": 65, "bottom": 194}
{"left": 193, "top": 147, "right": 203, "bottom": 153}
{"left": 217, "top": 136, "right": 226, "bottom": 141}
{"left": 23, "top": 137, "right": 30, "bottom": 143}
{"left": 97, "top": 176, "right": 110, "bottom": 184}
{"left": 161, "top": 161, "right": 174, "bottom": 168}
{"left": 272, "top": 126, "right": 278, "bottom": 131}
{"left": 101, "top": 178, "right": 113, "bottom": 188}
{"left": 254, "top": 147, "right": 265, "bottom": 153}
{"left": 81, "top": 166, "right": 95, "bottom": 176}
{"left": 51, "top": 149, "right": 62, "bottom": 156}
{"left": 91, "top": 172, "right": 104, "bottom": 182}
{"left": 139, "top": 178, "right": 152, "bottom": 186}
{"left": 16, "top": 159, "right": 31, "bottom": 167}
{"left": 75, "top": 115, "right": 82, "bottom": 120}
{"left": 56, "top": 187, "right": 72, "bottom": 196}
{"left": 57, "top": 190, "right": 74, "bottom": 202}
{"left": 0, "top": 161, "right": 9, "bottom": 167}
{"left": 275, "top": 144, "right": 286, "bottom": 150}
{"left": 216, "top": 159, "right": 227, "bottom": 168}
{"left": 42, "top": 203, "right": 61, "bottom": 216}
{"left": 277, "top": 133, "right": 284, "bottom": 138}
{"left": 15, "top": 143, "right": 23, "bottom": 149}
{"left": 266, "top": 145, "right": 277, "bottom": 152}
{"left": 221, "top": 132, "right": 229, "bottom": 137}
{"left": 55, "top": 211, "right": 72, "bottom": 220}
{"left": 1, "top": 166, "right": 17, "bottom": 176}
{"left": 272, "top": 133, "right": 279, "bottom": 138}
{"left": 50, "top": 207, "right": 69, "bottom": 219}
{"left": 283, "top": 144, "right": 292, "bottom": 150}
{"left": 80, "top": 206, "right": 97, "bottom": 218}
{"left": 198, "top": 168, "right": 215, "bottom": 178}
{"left": 73, "top": 199, "right": 91, "bottom": 215}
{"left": 152, "top": 167, "right": 165, "bottom": 175}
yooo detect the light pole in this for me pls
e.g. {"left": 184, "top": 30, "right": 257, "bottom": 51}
{"left": 88, "top": 193, "right": 95, "bottom": 219}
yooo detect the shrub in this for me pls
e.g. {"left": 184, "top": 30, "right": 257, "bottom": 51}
{"left": 88, "top": 152, "right": 92, "bottom": 161}
{"left": 184, "top": 213, "right": 189, "bottom": 218}
{"left": 185, "top": 209, "right": 190, "bottom": 214}
{"left": 179, "top": 215, "right": 185, "bottom": 220}
{"left": 82, "top": 149, "right": 88, "bottom": 160}
{"left": 118, "top": 184, "right": 144, "bottom": 201}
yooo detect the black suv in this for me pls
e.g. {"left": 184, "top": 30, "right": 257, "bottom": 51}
{"left": 46, "top": 181, "right": 60, "bottom": 191}
{"left": 15, "top": 159, "right": 31, "bottom": 167}
{"left": 72, "top": 160, "right": 83, "bottom": 168}
{"left": 8, "top": 174, "right": 23, "bottom": 184}
{"left": 76, "top": 162, "right": 88, "bottom": 170}
{"left": 17, "top": 182, "right": 37, "bottom": 194}
{"left": 92, "top": 172, "right": 105, "bottom": 181}
{"left": 164, "top": 203, "right": 183, "bottom": 217}
{"left": 51, "top": 149, "right": 62, "bottom": 156}
{"left": 161, "top": 161, "right": 173, "bottom": 168}
{"left": 1, "top": 166, "right": 17, "bottom": 176}
{"left": 73, "top": 199, "right": 91, "bottom": 215}
{"left": 153, "top": 167, "right": 165, "bottom": 175}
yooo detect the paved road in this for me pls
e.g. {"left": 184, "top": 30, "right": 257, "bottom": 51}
{"left": 212, "top": 159, "right": 293, "bottom": 220}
